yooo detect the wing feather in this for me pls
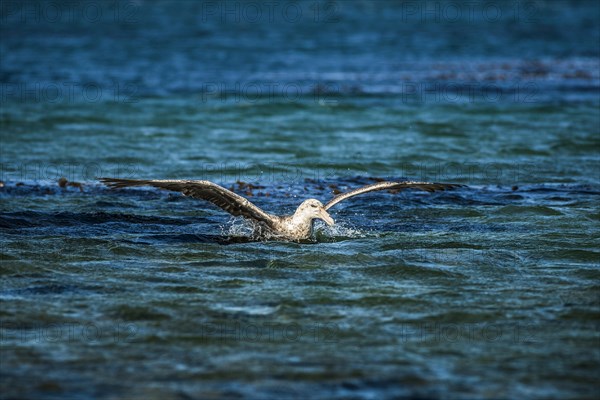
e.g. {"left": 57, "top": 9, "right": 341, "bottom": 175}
{"left": 99, "top": 178, "right": 276, "bottom": 226}
{"left": 324, "top": 181, "right": 464, "bottom": 210}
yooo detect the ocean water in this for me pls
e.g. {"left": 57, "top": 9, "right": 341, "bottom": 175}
{"left": 1, "top": 1, "right": 599, "bottom": 399}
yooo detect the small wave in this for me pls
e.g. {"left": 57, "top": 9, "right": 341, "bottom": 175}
{"left": 215, "top": 305, "right": 281, "bottom": 316}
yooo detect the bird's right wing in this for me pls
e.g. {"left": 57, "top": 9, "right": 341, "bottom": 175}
{"left": 99, "top": 178, "right": 276, "bottom": 227}
{"left": 324, "top": 181, "right": 464, "bottom": 210}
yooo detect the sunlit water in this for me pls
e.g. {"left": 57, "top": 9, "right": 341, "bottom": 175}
{"left": 1, "top": 1, "right": 599, "bottom": 399}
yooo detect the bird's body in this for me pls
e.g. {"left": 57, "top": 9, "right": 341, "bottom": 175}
{"left": 99, "top": 178, "right": 463, "bottom": 241}
{"left": 267, "top": 199, "right": 334, "bottom": 240}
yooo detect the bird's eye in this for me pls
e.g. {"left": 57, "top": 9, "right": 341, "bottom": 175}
{"left": 311, "top": 204, "right": 318, "bottom": 208}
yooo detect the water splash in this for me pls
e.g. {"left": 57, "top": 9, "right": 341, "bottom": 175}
{"left": 219, "top": 217, "right": 369, "bottom": 242}
{"left": 221, "top": 217, "right": 255, "bottom": 238}
{"left": 221, "top": 217, "right": 285, "bottom": 242}
{"left": 314, "top": 221, "right": 369, "bottom": 240}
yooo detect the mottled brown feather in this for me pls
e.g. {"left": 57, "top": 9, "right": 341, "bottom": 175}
{"left": 324, "top": 181, "right": 464, "bottom": 210}
{"left": 99, "top": 178, "right": 276, "bottom": 227}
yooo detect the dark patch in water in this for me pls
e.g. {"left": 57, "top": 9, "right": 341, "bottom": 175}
{"left": 0, "top": 215, "right": 37, "bottom": 229}
{"left": 0, "top": 211, "right": 209, "bottom": 229}
{"left": 6, "top": 284, "right": 82, "bottom": 296}
{"left": 141, "top": 234, "right": 257, "bottom": 245}
{"left": 108, "top": 305, "right": 171, "bottom": 321}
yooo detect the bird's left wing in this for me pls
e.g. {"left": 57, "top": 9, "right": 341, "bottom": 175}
{"left": 99, "top": 178, "right": 276, "bottom": 227}
{"left": 324, "top": 181, "right": 464, "bottom": 210}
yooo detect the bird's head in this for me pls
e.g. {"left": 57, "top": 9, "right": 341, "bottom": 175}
{"left": 297, "top": 199, "right": 335, "bottom": 226}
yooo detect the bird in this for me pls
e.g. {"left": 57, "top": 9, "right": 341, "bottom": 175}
{"left": 99, "top": 178, "right": 464, "bottom": 241}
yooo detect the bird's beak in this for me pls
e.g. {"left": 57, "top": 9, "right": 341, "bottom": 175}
{"left": 319, "top": 208, "right": 335, "bottom": 226}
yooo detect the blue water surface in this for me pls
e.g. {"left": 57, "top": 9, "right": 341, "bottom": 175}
{"left": 1, "top": 1, "right": 599, "bottom": 399}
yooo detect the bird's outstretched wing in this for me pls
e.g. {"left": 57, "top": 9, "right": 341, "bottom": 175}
{"left": 324, "top": 181, "right": 464, "bottom": 210}
{"left": 99, "top": 178, "right": 276, "bottom": 226}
